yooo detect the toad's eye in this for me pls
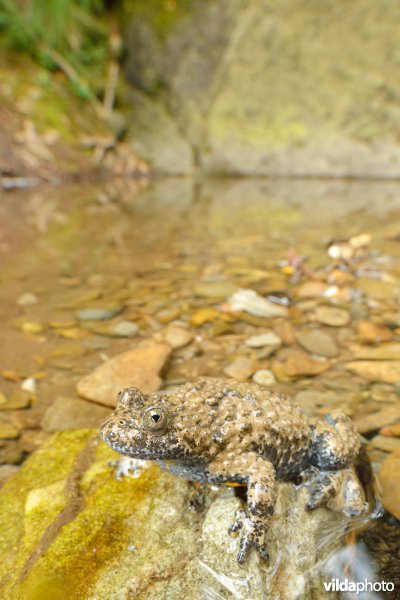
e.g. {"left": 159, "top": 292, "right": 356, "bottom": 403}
{"left": 142, "top": 406, "right": 169, "bottom": 433}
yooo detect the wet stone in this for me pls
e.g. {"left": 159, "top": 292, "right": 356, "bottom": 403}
{"left": 349, "top": 343, "right": 400, "bottom": 361}
{"left": 296, "top": 281, "right": 329, "bottom": 298}
{"left": 20, "top": 321, "right": 45, "bottom": 334}
{"left": 356, "top": 321, "right": 392, "bottom": 344}
{"left": 194, "top": 281, "right": 237, "bottom": 299}
{"left": 378, "top": 450, "right": 400, "bottom": 520}
{"left": 245, "top": 332, "right": 282, "bottom": 348}
{"left": 17, "top": 292, "right": 38, "bottom": 307}
{"left": 0, "top": 441, "right": 24, "bottom": 464}
{"left": 370, "top": 383, "right": 397, "bottom": 403}
{"left": 295, "top": 390, "right": 348, "bottom": 413}
{"left": 0, "top": 424, "right": 20, "bottom": 440}
{"left": 0, "top": 391, "right": 31, "bottom": 411}
{"left": 226, "top": 289, "right": 288, "bottom": 318}
{"left": 155, "top": 307, "right": 180, "bottom": 324}
{"left": 296, "top": 330, "right": 339, "bottom": 358}
{"left": 109, "top": 320, "right": 139, "bottom": 337}
{"left": 223, "top": 356, "right": 253, "bottom": 381}
{"left": 76, "top": 341, "right": 171, "bottom": 407}
{"left": 368, "top": 435, "right": 400, "bottom": 453}
{"left": 252, "top": 369, "right": 276, "bottom": 387}
{"left": 380, "top": 423, "right": 400, "bottom": 437}
{"left": 271, "top": 349, "right": 330, "bottom": 381}
{"left": 313, "top": 306, "right": 350, "bottom": 327}
{"left": 353, "top": 404, "right": 400, "bottom": 434}
{"left": 20, "top": 430, "right": 49, "bottom": 453}
{"left": 41, "top": 397, "right": 110, "bottom": 432}
{"left": 164, "top": 326, "right": 194, "bottom": 349}
{"left": 190, "top": 308, "right": 220, "bottom": 327}
{"left": 21, "top": 378, "right": 37, "bottom": 394}
{"left": 345, "top": 360, "right": 400, "bottom": 383}
{"left": 76, "top": 305, "right": 123, "bottom": 321}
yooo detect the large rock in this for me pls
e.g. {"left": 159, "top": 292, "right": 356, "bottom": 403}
{"left": 0, "top": 430, "right": 347, "bottom": 599}
{"left": 76, "top": 341, "right": 171, "bottom": 407}
{"left": 124, "top": 1, "right": 400, "bottom": 176}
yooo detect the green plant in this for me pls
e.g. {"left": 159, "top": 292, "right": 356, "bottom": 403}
{"left": 0, "top": 0, "right": 111, "bottom": 101}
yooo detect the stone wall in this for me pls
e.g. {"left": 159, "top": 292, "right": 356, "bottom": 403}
{"left": 123, "top": 0, "right": 400, "bottom": 176}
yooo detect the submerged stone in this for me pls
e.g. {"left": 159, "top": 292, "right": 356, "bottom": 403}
{"left": 76, "top": 341, "right": 171, "bottom": 407}
{"left": 0, "top": 430, "right": 347, "bottom": 599}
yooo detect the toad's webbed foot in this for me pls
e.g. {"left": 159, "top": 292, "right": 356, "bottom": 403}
{"left": 305, "top": 466, "right": 367, "bottom": 516}
{"left": 208, "top": 452, "right": 276, "bottom": 563}
{"left": 306, "top": 470, "right": 342, "bottom": 511}
{"left": 229, "top": 510, "right": 270, "bottom": 563}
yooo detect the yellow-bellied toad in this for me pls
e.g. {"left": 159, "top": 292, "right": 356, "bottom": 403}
{"left": 100, "top": 378, "right": 367, "bottom": 563}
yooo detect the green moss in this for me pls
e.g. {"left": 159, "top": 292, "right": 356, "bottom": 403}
{"left": 0, "top": 430, "right": 163, "bottom": 599}
{"left": 0, "top": 430, "right": 93, "bottom": 599}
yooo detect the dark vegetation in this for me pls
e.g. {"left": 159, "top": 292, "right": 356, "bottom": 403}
{"left": 0, "top": 0, "right": 121, "bottom": 101}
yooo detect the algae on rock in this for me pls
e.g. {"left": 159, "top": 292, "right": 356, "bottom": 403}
{"left": 124, "top": 0, "right": 400, "bottom": 177}
{"left": 0, "top": 429, "right": 346, "bottom": 599}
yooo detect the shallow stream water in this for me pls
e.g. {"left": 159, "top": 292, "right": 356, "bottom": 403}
{"left": 1, "top": 177, "right": 400, "bottom": 598}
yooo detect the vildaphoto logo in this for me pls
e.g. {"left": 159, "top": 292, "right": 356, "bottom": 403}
{"left": 323, "top": 578, "right": 395, "bottom": 595}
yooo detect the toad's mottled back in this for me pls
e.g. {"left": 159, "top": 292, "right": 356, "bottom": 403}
{"left": 100, "top": 378, "right": 367, "bottom": 563}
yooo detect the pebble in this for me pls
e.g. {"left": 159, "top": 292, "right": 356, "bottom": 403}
{"left": 164, "top": 326, "right": 193, "bottom": 349}
{"left": 20, "top": 321, "right": 44, "bottom": 334}
{"left": 223, "top": 356, "right": 253, "bottom": 381}
{"left": 296, "top": 281, "right": 329, "bottom": 298}
{"left": 0, "top": 441, "right": 23, "bottom": 464}
{"left": 370, "top": 383, "right": 398, "bottom": 403}
{"left": 296, "top": 330, "right": 338, "bottom": 358}
{"left": 313, "top": 306, "right": 350, "bottom": 327}
{"left": 225, "top": 289, "right": 288, "bottom": 318}
{"left": 271, "top": 349, "right": 330, "bottom": 381}
{"left": 369, "top": 435, "right": 400, "bottom": 453}
{"left": 0, "top": 424, "right": 20, "bottom": 440}
{"left": 76, "top": 341, "right": 171, "bottom": 407}
{"left": 378, "top": 450, "right": 400, "bottom": 519}
{"left": 356, "top": 321, "right": 392, "bottom": 344}
{"left": 252, "top": 370, "right": 276, "bottom": 386}
{"left": 194, "top": 281, "right": 237, "bottom": 299}
{"left": 41, "top": 396, "right": 110, "bottom": 432}
{"left": 345, "top": 361, "right": 400, "bottom": 384}
{"left": 76, "top": 305, "right": 123, "bottom": 321}
{"left": 109, "top": 320, "right": 139, "bottom": 337}
{"left": 20, "top": 430, "right": 49, "bottom": 452}
{"left": 349, "top": 343, "right": 400, "bottom": 361}
{"left": 155, "top": 307, "right": 180, "bottom": 324}
{"left": 21, "top": 378, "right": 37, "bottom": 394}
{"left": 354, "top": 404, "right": 400, "bottom": 434}
{"left": 245, "top": 332, "right": 282, "bottom": 348}
{"left": 0, "top": 391, "right": 31, "bottom": 411}
{"left": 17, "top": 292, "right": 38, "bottom": 307}
{"left": 273, "top": 320, "right": 295, "bottom": 345}
{"left": 295, "top": 390, "right": 347, "bottom": 412}
{"left": 380, "top": 423, "right": 400, "bottom": 437}
{"left": 190, "top": 308, "right": 220, "bottom": 327}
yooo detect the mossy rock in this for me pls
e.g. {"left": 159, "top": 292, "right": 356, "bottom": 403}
{"left": 0, "top": 430, "right": 344, "bottom": 599}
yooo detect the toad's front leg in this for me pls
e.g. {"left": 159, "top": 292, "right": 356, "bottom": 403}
{"left": 207, "top": 452, "right": 276, "bottom": 564}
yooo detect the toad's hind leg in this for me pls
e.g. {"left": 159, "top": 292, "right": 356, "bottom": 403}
{"left": 306, "top": 466, "right": 367, "bottom": 516}
{"left": 310, "top": 409, "right": 361, "bottom": 471}
{"left": 306, "top": 470, "right": 342, "bottom": 511}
